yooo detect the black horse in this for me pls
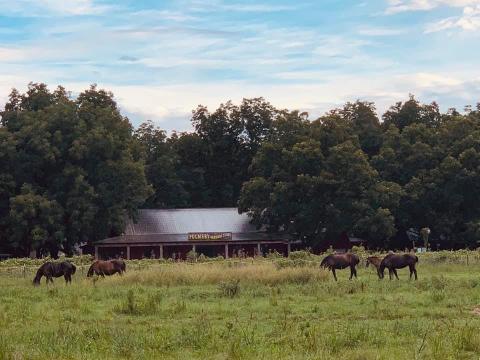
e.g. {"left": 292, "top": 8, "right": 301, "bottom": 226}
{"left": 379, "top": 253, "right": 418, "bottom": 280}
{"left": 320, "top": 253, "right": 360, "bottom": 281}
{"left": 33, "top": 261, "right": 76, "bottom": 285}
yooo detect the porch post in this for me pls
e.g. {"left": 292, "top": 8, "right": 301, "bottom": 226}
{"left": 94, "top": 246, "right": 99, "bottom": 260}
{"left": 287, "top": 242, "right": 291, "bottom": 256}
{"left": 159, "top": 245, "right": 164, "bottom": 259}
{"left": 225, "top": 244, "right": 229, "bottom": 259}
{"left": 192, "top": 244, "right": 196, "bottom": 253}
{"left": 126, "top": 246, "right": 131, "bottom": 260}
{"left": 257, "top": 243, "right": 261, "bottom": 256}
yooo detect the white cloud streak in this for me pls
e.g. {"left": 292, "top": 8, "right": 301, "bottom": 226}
{"left": 0, "top": 0, "right": 111, "bottom": 16}
{"left": 425, "top": 5, "right": 480, "bottom": 32}
{"left": 385, "top": 0, "right": 480, "bottom": 14}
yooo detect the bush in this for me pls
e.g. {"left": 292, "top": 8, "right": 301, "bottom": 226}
{"left": 266, "top": 250, "right": 283, "bottom": 260}
{"left": 289, "top": 250, "right": 312, "bottom": 260}
{"left": 114, "top": 289, "right": 138, "bottom": 315}
{"left": 197, "top": 253, "right": 208, "bottom": 262}
{"left": 186, "top": 250, "right": 197, "bottom": 263}
{"left": 218, "top": 279, "right": 240, "bottom": 298}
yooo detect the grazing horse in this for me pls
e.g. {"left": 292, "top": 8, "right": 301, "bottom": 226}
{"left": 366, "top": 256, "right": 383, "bottom": 279}
{"left": 87, "top": 259, "right": 126, "bottom": 277}
{"left": 33, "top": 261, "right": 76, "bottom": 286}
{"left": 320, "top": 253, "right": 360, "bottom": 281}
{"left": 379, "top": 253, "right": 418, "bottom": 280}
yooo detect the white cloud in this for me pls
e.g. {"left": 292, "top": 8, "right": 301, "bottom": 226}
{"left": 130, "top": 10, "right": 198, "bottom": 22}
{"left": 0, "top": 0, "right": 111, "bottom": 17}
{"left": 385, "top": 0, "right": 480, "bottom": 14}
{"left": 357, "top": 26, "right": 407, "bottom": 36}
{"left": 179, "top": 0, "right": 297, "bottom": 13}
{"left": 425, "top": 5, "right": 480, "bottom": 32}
{"left": 221, "top": 4, "right": 296, "bottom": 12}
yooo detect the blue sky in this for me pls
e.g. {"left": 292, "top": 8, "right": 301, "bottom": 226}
{"left": 0, "top": 0, "right": 479, "bottom": 131}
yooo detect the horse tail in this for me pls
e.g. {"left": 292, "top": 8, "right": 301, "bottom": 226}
{"left": 86, "top": 263, "right": 95, "bottom": 277}
{"left": 415, "top": 255, "right": 419, "bottom": 263}
{"left": 71, "top": 263, "right": 77, "bottom": 275}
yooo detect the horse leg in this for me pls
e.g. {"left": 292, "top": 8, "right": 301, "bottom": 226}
{"left": 350, "top": 266, "right": 357, "bottom": 280}
{"left": 332, "top": 268, "right": 337, "bottom": 281}
{"left": 393, "top": 269, "right": 399, "bottom": 280}
{"left": 412, "top": 266, "right": 418, "bottom": 280}
{"left": 388, "top": 268, "right": 393, "bottom": 280}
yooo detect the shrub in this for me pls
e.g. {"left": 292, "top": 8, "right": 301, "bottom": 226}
{"left": 218, "top": 279, "right": 240, "bottom": 298}
{"left": 186, "top": 250, "right": 197, "bottom": 263}
{"left": 197, "top": 253, "right": 208, "bottom": 262}
{"left": 114, "top": 289, "right": 138, "bottom": 315}
{"left": 289, "top": 250, "right": 312, "bottom": 261}
{"left": 266, "top": 250, "right": 283, "bottom": 260}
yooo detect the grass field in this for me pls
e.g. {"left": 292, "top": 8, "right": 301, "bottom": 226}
{"left": 0, "top": 252, "right": 480, "bottom": 359}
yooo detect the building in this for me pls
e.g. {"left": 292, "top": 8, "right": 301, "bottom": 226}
{"left": 93, "top": 208, "right": 291, "bottom": 260}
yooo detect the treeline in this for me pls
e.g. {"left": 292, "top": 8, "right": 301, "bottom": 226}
{"left": 1, "top": 83, "right": 480, "bottom": 256}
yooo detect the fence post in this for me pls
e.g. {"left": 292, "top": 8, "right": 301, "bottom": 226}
{"left": 23, "top": 265, "right": 26, "bottom": 278}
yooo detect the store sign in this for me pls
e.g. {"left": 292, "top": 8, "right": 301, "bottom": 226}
{"left": 188, "top": 232, "right": 232, "bottom": 241}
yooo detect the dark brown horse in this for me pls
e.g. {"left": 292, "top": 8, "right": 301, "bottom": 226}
{"left": 366, "top": 256, "right": 383, "bottom": 279}
{"left": 33, "top": 261, "right": 76, "bottom": 286}
{"left": 87, "top": 259, "right": 126, "bottom": 277}
{"left": 379, "top": 253, "right": 418, "bottom": 280}
{"left": 320, "top": 253, "right": 360, "bottom": 281}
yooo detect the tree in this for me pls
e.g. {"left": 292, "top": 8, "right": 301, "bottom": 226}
{"left": 239, "top": 114, "right": 401, "bottom": 249}
{"left": 332, "top": 101, "right": 383, "bottom": 157}
{"left": 135, "top": 121, "right": 188, "bottom": 208}
{"left": 8, "top": 185, "right": 63, "bottom": 257}
{"left": 383, "top": 95, "right": 441, "bottom": 130}
{"left": 0, "top": 84, "right": 151, "bottom": 256}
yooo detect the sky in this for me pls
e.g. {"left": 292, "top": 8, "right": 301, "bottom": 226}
{"left": 0, "top": 0, "right": 479, "bottom": 131}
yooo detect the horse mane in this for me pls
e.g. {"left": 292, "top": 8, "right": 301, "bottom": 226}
{"left": 33, "top": 262, "right": 49, "bottom": 285}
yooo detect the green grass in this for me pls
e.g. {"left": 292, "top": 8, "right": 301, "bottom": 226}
{"left": 0, "top": 258, "right": 480, "bottom": 359}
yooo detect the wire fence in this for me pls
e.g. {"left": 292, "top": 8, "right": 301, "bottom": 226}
{"left": 1, "top": 250, "right": 480, "bottom": 278}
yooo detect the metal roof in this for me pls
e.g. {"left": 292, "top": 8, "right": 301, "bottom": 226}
{"left": 124, "top": 208, "right": 259, "bottom": 235}
{"left": 94, "top": 208, "right": 290, "bottom": 245}
{"left": 95, "top": 233, "right": 290, "bottom": 245}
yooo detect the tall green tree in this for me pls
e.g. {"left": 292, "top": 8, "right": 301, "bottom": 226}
{"left": 0, "top": 83, "right": 151, "bottom": 256}
{"left": 239, "top": 112, "right": 401, "bottom": 249}
{"left": 135, "top": 121, "right": 188, "bottom": 208}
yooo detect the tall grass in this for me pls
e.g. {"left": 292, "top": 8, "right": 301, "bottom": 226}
{"left": 107, "top": 261, "right": 330, "bottom": 287}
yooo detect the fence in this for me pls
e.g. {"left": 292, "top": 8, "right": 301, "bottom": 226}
{"left": 1, "top": 250, "right": 480, "bottom": 278}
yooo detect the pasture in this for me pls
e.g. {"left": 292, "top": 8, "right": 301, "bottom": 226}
{"left": 0, "top": 251, "right": 480, "bottom": 359}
